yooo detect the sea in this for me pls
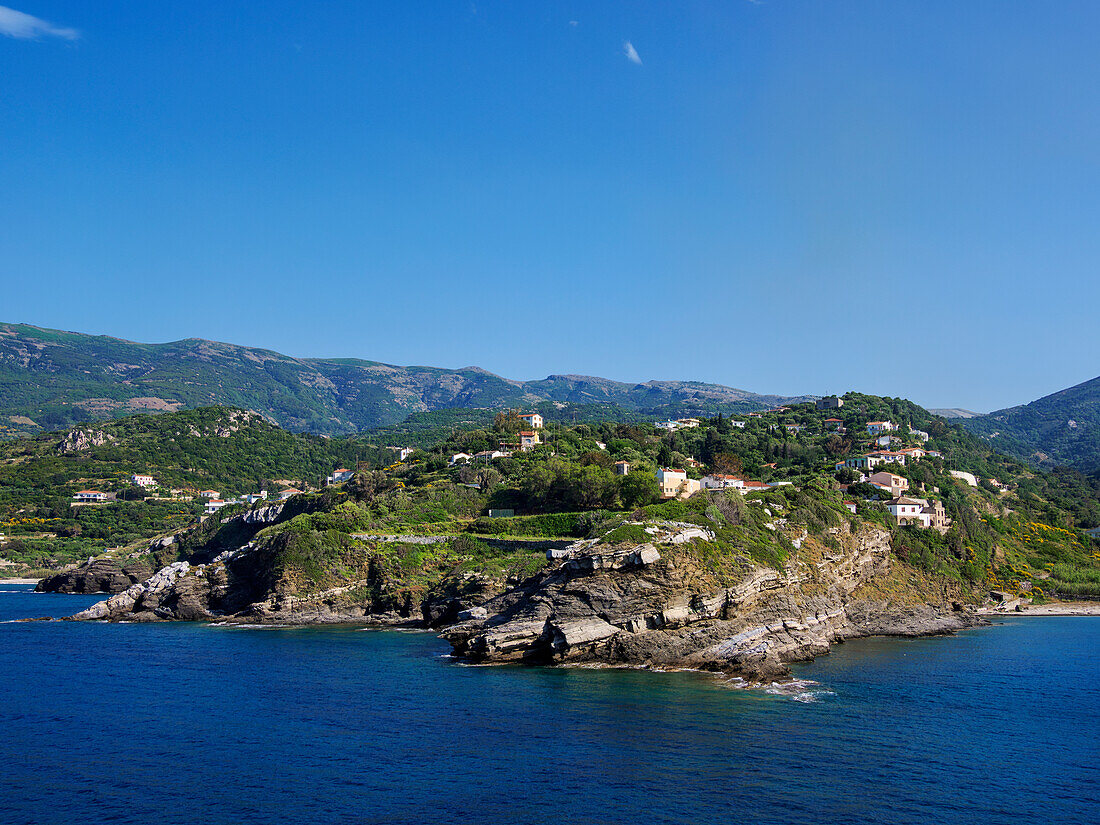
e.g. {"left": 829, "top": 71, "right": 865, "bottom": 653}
{"left": 1, "top": 584, "right": 1097, "bottom": 825}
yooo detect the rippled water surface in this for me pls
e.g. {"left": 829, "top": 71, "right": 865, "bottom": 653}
{"left": 1, "top": 585, "right": 1097, "bottom": 825}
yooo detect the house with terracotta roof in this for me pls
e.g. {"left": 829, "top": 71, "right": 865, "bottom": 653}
{"left": 866, "top": 421, "right": 897, "bottom": 435}
{"left": 277, "top": 489, "right": 301, "bottom": 501}
{"left": 656, "top": 468, "right": 701, "bottom": 500}
{"left": 326, "top": 468, "right": 354, "bottom": 485}
{"left": 518, "top": 413, "right": 544, "bottom": 430}
{"left": 868, "top": 471, "right": 909, "bottom": 497}
{"left": 740, "top": 480, "right": 771, "bottom": 493}
{"left": 887, "top": 497, "right": 950, "bottom": 532}
{"left": 701, "top": 474, "right": 745, "bottom": 490}
{"left": 519, "top": 431, "right": 541, "bottom": 451}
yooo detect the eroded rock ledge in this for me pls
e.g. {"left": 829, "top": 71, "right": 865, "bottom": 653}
{"left": 441, "top": 522, "right": 983, "bottom": 679}
{"left": 61, "top": 518, "right": 983, "bottom": 680}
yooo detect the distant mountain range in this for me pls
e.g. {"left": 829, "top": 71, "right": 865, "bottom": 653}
{"left": 928, "top": 408, "right": 984, "bottom": 419}
{"left": 958, "top": 375, "right": 1100, "bottom": 473}
{"left": 0, "top": 323, "right": 812, "bottom": 437}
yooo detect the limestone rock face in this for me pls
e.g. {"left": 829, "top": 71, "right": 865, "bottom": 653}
{"left": 36, "top": 558, "right": 153, "bottom": 594}
{"left": 64, "top": 508, "right": 982, "bottom": 680}
{"left": 443, "top": 523, "right": 982, "bottom": 680}
{"left": 56, "top": 428, "right": 115, "bottom": 453}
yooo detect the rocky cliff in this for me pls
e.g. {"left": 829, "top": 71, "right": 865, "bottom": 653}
{"left": 36, "top": 557, "right": 154, "bottom": 594}
{"left": 443, "top": 521, "right": 980, "bottom": 679}
{"left": 63, "top": 500, "right": 982, "bottom": 680}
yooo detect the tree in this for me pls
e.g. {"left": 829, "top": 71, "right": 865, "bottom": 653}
{"left": 347, "top": 470, "right": 390, "bottom": 503}
{"left": 493, "top": 410, "right": 525, "bottom": 434}
{"left": 701, "top": 429, "right": 721, "bottom": 464}
{"left": 580, "top": 450, "right": 613, "bottom": 469}
{"left": 711, "top": 452, "right": 742, "bottom": 476}
{"left": 619, "top": 471, "right": 659, "bottom": 508}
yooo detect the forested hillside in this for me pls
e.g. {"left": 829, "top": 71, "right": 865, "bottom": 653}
{"left": 0, "top": 407, "right": 362, "bottom": 571}
{"left": 0, "top": 322, "right": 807, "bottom": 437}
{"left": 960, "top": 375, "right": 1100, "bottom": 473}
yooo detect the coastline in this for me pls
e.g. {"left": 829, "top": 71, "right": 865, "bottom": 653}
{"left": 977, "top": 601, "right": 1100, "bottom": 617}
{"left": 0, "top": 578, "right": 40, "bottom": 585}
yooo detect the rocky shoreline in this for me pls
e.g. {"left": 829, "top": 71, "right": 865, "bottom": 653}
{"left": 49, "top": 518, "right": 989, "bottom": 681}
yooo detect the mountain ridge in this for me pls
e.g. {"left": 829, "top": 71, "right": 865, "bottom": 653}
{"left": 959, "top": 374, "right": 1100, "bottom": 473}
{"left": 0, "top": 322, "right": 813, "bottom": 438}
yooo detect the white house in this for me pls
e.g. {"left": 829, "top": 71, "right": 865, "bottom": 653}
{"left": 897, "top": 447, "right": 926, "bottom": 460}
{"left": 449, "top": 452, "right": 473, "bottom": 466}
{"left": 204, "top": 499, "right": 230, "bottom": 515}
{"left": 243, "top": 492, "right": 268, "bottom": 504}
{"left": 131, "top": 474, "right": 156, "bottom": 488}
{"left": 866, "top": 421, "right": 897, "bottom": 435}
{"left": 887, "top": 496, "right": 929, "bottom": 526}
{"left": 784, "top": 424, "right": 804, "bottom": 434}
{"left": 613, "top": 461, "right": 631, "bottom": 476}
{"left": 518, "top": 413, "right": 544, "bottom": 430}
{"left": 473, "top": 449, "right": 509, "bottom": 462}
{"left": 73, "top": 490, "right": 111, "bottom": 502}
{"left": 731, "top": 419, "right": 746, "bottom": 429}
{"left": 389, "top": 447, "right": 414, "bottom": 461}
{"left": 868, "top": 450, "right": 907, "bottom": 466}
{"left": 277, "top": 489, "right": 301, "bottom": 501}
{"left": 656, "top": 468, "right": 701, "bottom": 500}
{"left": 701, "top": 474, "right": 745, "bottom": 490}
{"left": 655, "top": 418, "right": 701, "bottom": 432}
{"left": 949, "top": 470, "right": 979, "bottom": 488}
{"left": 740, "top": 480, "right": 770, "bottom": 493}
{"left": 887, "top": 497, "right": 949, "bottom": 531}
{"left": 327, "top": 468, "right": 354, "bottom": 485}
{"left": 909, "top": 428, "right": 930, "bottom": 442}
{"left": 199, "top": 490, "right": 220, "bottom": 499}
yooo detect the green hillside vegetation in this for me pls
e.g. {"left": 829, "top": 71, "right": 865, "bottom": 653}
{"left": 959, "top": 375, "right": 1100, "bottom": 474}
{"left": 330, "top": 394, "right": 1100, "bottom": 599}
{"left": 0, "top": 322, "right": 807, "bottom": 438}
{"left": 5, "top": 394, "right": 1100, "bottom": 602}
{"left": 0, "top": 407, "right": 363, "bottom": 570}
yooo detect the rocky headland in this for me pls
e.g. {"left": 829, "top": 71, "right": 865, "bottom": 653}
{"left": 53, "top": 493, "right": 985, "bottom": 681}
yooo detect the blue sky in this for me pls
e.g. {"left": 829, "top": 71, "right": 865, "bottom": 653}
{"left": 2, "top": 1, "right": 1098, "bottom": 412}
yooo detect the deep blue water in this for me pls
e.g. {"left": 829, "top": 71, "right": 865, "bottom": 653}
{"left": 1, "top": 585, "right": 1097, "bottom": 825}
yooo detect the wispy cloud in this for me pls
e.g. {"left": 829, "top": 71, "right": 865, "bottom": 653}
{"left": 0, "top": 5, "right": 79, "bottom": 40}
{"left": 623, "top": 40, "right": 642, "bottom": 65}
